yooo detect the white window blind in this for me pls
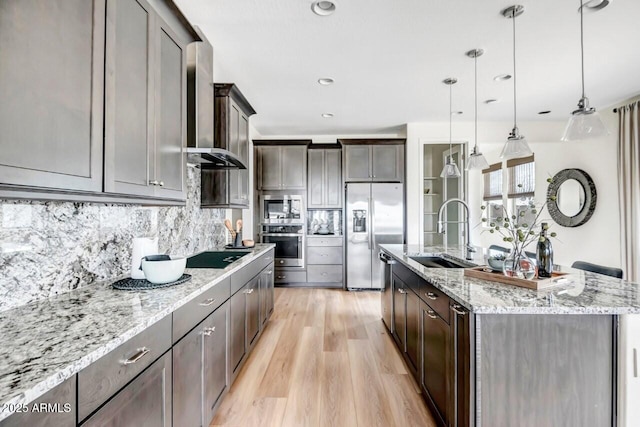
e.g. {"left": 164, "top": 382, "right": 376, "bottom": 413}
{"left": 482, "top": 163, "right": 503, "bottom": 201}
{"left": 507, "top": 155, "right": 535, "bottom": 198}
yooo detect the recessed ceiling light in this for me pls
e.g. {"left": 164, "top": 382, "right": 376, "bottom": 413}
{"left": 538, "top": 110, "right": 551, "bottom": 115}
{"left": 485, "top": 99, "right": 499, "bottom": 104}
{"left": 494, "top": 74, "right": 512, "bottom": 81}
{"left": 311, "top": 1, "right": 336, "bottom": 16}
{"left": 321, "top": 113, "right": 334, "bottom": 118}
{"left": 318, "top": 78, "right": 334, "bottom": 85}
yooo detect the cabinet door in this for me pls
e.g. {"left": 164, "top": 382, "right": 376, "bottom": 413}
{"left": 104, "top": 0, "right": 155, "bottom": 197}
{"left": 266, "top": 263, "right": 275, "bottom": 316}
{"left": 405, "top": 287, "right": 420, "bottom": 374}
{"left": 372, "top": 145, "right": 403, "bottom": 182}
{"left": 246, "top": 276, "right": 260, "bottom": 347}
{"left": 154, "top": 19, "right": 186, "bottom": 200}
{"left": 307, "top": 150, "right": 325, "bottom": 208}
{"left": 0, "top": 0, "right": 104, "bottom": 192}
{"left": 0, "top": 377, "right": 75, "bottom": 427}
{"left": 392, "top": 275, "right": 406, "bottom": 350}
{"left": 325, "top": 150, "right": 343, "bottom": 207}
{"left": 259, "top": 269, "right": 269, "bottom": 327}
{"left": 258, "top": 147, "right": 281, "bottom": 190}
{"left": 281, "top": 146, "right": 307, "bottom": 190}
{"left": 83, "top": 351, "right": 172, "bottom": 427}
{"left": 422, "top": 304, "right": 450, "bottom": 426}
{"left": 203, "top": 303, "right": 228, "bottom": 423}
{"left": 173, "top": 318, "right": 204, "bottom": 427}
{"left": 228, "top": 100, "right": 241, "bottom": 203}
{"left": 238, "top": 113, "right": 250, "bottom": 203}
{"left": 344, "top": 146, "right": 371, "bottom": 181}
{"left": 230, "top": 286, "right": 247, "bottom": 373}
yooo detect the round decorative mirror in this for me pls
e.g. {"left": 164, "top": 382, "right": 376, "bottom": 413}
{"left": 547, "top": 169, "right": 596, "bottom": 227}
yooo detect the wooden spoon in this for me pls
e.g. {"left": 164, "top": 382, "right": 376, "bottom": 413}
{"left": 224, "top": 219, "right": 234, "bottom": 234}
{"left": 236, "top": 219, "right": 243, "bottom": 233}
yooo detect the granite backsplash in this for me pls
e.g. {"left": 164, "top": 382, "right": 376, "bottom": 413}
{"left": 0, "top": 166, "right": 227, "bottom": 312}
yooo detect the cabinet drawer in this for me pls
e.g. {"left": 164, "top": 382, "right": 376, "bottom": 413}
{"left": 307, "top": 265, "right": 343, "bottom": 283}
{"left": 307, "top": 237, "right": 343, "bottom": 247}
{"left": 274, "top": 270, "right": 307, "bottom": 283}
{"left": 78, "top": 315, "right": 172, "bottom": 421}
{"left": 307, "top": 246, "right": 343, "bottom": 265}
{"left": 230, "top": 251, "right": 273, "bottom": 295}
{"left": 172, "top": 277, "right": 230, "bottom": 343}
{"left": 422, "top": 282, "right": 450, "bottom": 324}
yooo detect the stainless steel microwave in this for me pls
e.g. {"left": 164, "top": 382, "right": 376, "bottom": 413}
{"left": 259, "top": 195, "right": 304, "bottom": 224}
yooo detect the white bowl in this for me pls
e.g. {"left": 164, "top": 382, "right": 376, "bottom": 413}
{"left": 141, "top": 256, "right": 186, "bottom": 284}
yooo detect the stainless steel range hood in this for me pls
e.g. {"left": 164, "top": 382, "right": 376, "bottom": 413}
{"left": 185, "top": 27, "right": 247, "bottom": 170}
{"left": 186, "top": 147, "right": 246, "bottom": 169}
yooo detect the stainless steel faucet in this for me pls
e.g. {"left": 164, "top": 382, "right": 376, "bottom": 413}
{"left": 437, "top": 198, "right": 476, "bottom": 260}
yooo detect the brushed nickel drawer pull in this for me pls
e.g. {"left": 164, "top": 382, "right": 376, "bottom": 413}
{"left": 203, "top": 326, "right": 216, "bottom": 336}
{"left": 199, "top": 298, "right": 216, "bottom": 306}
{"left": 122, "top": 347, "right": 150, "bottom": 365}
{"left": 398, "top": 288, "right": 406, "bottom": 294}
{"left": 148, "top": 180, "right": 159, "bottom": 186}
{"left": 427, "top": 310, "right": 438, "bottom": 319}
{"left": 451, "top": 304, "right": 467, "bottom": 316}
{"left": 266, "top": 270, "right": 273, "bottom": 274}
{"left": 277, "top": 275, "right": 285, "bottom": 279}
{"left": 244, "top": 288, "right": 254, "bottom": 294}
{"left": 426, "top": 292, "right": 437, "bottom": 300}
{"left": 158, "top": 181, "right": 165, "bottom": 187}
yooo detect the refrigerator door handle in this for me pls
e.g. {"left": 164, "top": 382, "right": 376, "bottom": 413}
{"left": 367, "top": 197, "right": 372, "bottom": 250}
{"left": 371, "top": 195, "right": 376, "bottom": 251}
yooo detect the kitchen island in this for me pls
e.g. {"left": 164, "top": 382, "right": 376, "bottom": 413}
{"left": 0, "top": 244, "right": 275, "bottom": 426}
{"left": 380, "top": 244, "right": 640, "bottom": 427}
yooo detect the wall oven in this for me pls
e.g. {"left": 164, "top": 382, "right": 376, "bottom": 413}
{"left": 260, "top": 224, "right": 304, "bottom": 267}
{"left": 260, "top": 195, "right": 303, "bottom": 224}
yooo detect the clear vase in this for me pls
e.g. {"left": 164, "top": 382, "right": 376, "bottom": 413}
{"left": 502, "top": 250, "right": 537, "bottom": 279}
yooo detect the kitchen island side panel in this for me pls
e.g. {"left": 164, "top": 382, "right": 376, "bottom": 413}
{"left": 476, "top": 314, "right": 614, "bottom": 427}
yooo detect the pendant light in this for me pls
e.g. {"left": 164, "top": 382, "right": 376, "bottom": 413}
{"left": 499, "top": 5, "right": 532, "bottom": 159}
{"left": 465, "top": 49, "right": 490, "bottom": 170}
{"left": 561, "top": 0, "right": 609, "bottom": 141}
{"left": 441, "top": 78, "right": 461, "bottom": 178}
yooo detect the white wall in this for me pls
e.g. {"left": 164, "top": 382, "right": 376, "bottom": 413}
{"left": 240, "top": 123, "right": 262, "bottom": 241}
{"left": 406, "top": 113, "right": 622, "bottom": 268}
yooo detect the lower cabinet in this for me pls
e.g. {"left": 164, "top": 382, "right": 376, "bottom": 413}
{"left": 260, "top": 264, "right": 275, "bottom": 327}
{"left": 405, "top": 286, "right": 421, "bottom": 374}
{"left": 246, "top": 275, "right": 260, "bottom": 348}
{"left": 230, "top": 283, "right": 247, "bottom": 375}
{"left": 173, "top": 302, "right": 228, "bottom": 427}
{"left": 392, "top": 274, "right": 407, "bottom": 350}
{"left": 82, "top": 351, "right": 172, "bottom": 427}
{"left": 421, "top": 302, "right": 450, "bottom": 427}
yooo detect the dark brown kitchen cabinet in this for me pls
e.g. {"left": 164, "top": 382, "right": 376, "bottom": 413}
{"left": 173, "top": 302, "right": 228, "bottom": 427}
{"left": 246, "top": 275, "right": 260, "bottom": 348}
{"left": 104, "top": 0, "right": 187, "bottom": 201}
{"left": 392, "top": 273, "right": 407, "bottom": 351}
{"left": 256, "top": 143, "right": 308, "bottom": 190}
{"left": 308, "top": 148, "right": 342, "bottom": 208}
{"left": 421, "top": 302, "right": 450, "bottom": 427}
{"left": 0, "top": 0, "right": 105, "bottom": 192}
{"left": 82, "top": 351, "right": 172, "bottom": 427}
{"left": 260, "top": 264, "right": 275, "bottom": 327}
{"left": 341, "top": 140, "right": 405, "bottom": 183}
{"left": 405, "top": 286, "right": 421, "bottom": 374}
{"left": 230, "top": 283, "right": 247, "bottom": 375}
{"left": 202, "top": 84, "right": 256, "bottom": 208}
{"left": 0, "top": 377, "right": 76, "bottom": 427}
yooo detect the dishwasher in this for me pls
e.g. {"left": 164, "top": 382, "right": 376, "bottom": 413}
{"left": 379, "top": 251, "right": 396, "bottom": 333}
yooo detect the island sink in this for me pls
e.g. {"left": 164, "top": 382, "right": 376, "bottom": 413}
{"left": 409, "top": 254, "right": 475, "bottom": 269}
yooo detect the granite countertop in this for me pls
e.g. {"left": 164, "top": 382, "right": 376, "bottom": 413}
{"left": 380, "top": 244, "right": 640, "bottom": 315}
{"left": 0, "top": 244, "right": 274, "bottom": 422}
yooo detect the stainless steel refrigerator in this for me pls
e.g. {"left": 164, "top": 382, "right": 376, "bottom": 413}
{"left": 346, "top": 183, "right": 404, "bottom": 289}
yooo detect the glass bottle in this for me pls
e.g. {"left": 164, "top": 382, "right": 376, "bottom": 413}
{"left": 536, "top": 223, "right": 553, "bottom": 278}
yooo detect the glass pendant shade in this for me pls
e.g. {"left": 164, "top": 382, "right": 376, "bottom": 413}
{"left": 562, "top": 101, "right": 609, "bottom": 141}
{"left": 440, "top": 157, "right": 461, "bottom": 178}
{"left": 466, "top": 147, "right": 490, "bottom": 170}
{"left": 500, "top": 129, "right": 532, "bottom": 159}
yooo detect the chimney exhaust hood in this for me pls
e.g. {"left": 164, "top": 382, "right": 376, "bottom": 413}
{"left": 185, "top": 27, "right": 247, "bottom": 170}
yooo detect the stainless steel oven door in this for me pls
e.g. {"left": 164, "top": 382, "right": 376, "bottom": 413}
{"left": 260, "top": 233, "right": 304, "bottom": 267}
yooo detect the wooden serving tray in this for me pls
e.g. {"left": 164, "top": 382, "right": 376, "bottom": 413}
{"left": 464, "top": 266, "right": 570, "bottom": 290}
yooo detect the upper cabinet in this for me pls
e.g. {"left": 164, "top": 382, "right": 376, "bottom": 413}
{"left": 308, "top": 146, "right": 342, "bottom": 208}
{"left": 256, "top": 143, "right": 309, "bottom": 191}
{"left": 341, "top": 140, "right": 405, "bottom": 183}
{"left": 201, "top": 84, "right": 256, "bottom": 208}
{"left": 104, "top": 0, "right": 192, "bottom": 201}
{"left": 0, "top": 0, "right": 198, "bottom": 204}
{"left": 0, "top": 0, "right": 106, "bottom": 192}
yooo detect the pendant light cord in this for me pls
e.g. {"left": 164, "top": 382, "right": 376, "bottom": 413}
{"left": 512, "top": 11, "right": 517, "bottom": 129}
{"left": 449, "top": 82, "right": 453, "bottom": 157}
{"left": 580, "top": 0, "right": 586, "bottom": 98}
{"left": 474, "top": 53, "right": 478, "bottom": 151}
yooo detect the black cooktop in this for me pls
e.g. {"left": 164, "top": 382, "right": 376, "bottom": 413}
{"left": 186, "top": 251, "right": 249, "bottom": 269}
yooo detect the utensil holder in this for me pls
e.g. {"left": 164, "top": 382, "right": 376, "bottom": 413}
{"left": 233, "top": 232, "right": 242, "bottom": 248}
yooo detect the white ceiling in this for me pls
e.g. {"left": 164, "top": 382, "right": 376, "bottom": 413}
{"left": 175, "top": 0, "right": 640, "bottom": 136}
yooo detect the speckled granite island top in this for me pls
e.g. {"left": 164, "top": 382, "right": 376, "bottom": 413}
{"left": 0, "top": 244, "right": 274, "bottom": 422}
{"left": 380, "top": 244, "right": 640, "bottom": 315}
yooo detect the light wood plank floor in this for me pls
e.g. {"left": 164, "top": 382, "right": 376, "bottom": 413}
{"left": 211, "top": 287, "right": 437, "bottom": 427}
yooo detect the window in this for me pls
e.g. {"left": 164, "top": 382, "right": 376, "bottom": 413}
{"left": 507, "top": 155, "right": 535, "bottom": 225}
{"left": 482, "top": 162, "right": 504, "bottom": 225}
